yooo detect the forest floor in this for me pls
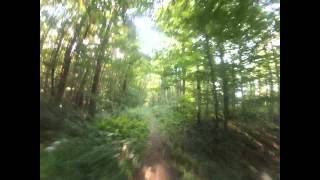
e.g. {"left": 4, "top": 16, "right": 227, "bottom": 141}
{"left": 132, "top": 106, "right": 280, "bottom": 180}
{"left": 40, "top": 104, "right": 279, "bottom": 180}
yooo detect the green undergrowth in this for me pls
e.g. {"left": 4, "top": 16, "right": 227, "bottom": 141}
{"left": 151, "top": 102, "right": 280, "bottom": 180}
{"left": 40, "top": 107, "right": 150, "bottom": 180}
{"left": 40, "top": 97, "right": 87, "bottom": 144}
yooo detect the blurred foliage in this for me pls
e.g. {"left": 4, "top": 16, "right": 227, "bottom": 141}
{"left": 40, "top": 107, "right": 149, "bottom": 180}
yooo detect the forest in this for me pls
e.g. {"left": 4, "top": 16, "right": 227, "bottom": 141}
{"left": 40, "top": 0, "right": 280, "bottom": 179}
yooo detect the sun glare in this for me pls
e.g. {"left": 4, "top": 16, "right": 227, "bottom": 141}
{"left": 133, "top": 16, "right": 170, "bottom": 57}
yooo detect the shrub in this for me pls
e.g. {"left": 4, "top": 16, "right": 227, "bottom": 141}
{"left": 40, "top": 110, "right": 149, "bottom": 180}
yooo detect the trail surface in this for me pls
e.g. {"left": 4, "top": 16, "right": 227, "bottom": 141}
{"left": 133, "top": 109, "right": 178, "bottom": 180}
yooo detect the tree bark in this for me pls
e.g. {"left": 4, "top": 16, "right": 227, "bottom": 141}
{"left": 55, "top": 3, "right": 93, "bottom": 104}
{"left": 230, "top": 58, "right": 236, "bottom": 110}
{"left": 50, "top": 22, "right": 67, "bottom": 96}
{"left": 267, "top": 61, "right": 274, "bottom": 121}
{"left": 89, "top": 8, "right": 118, "bottom": 116}
{"left": 205, "top": 36, "right": 219, "bottom": 129}
{"left": 40, "top": 25, "right": 52, "bottom": 54}
{"left": 219, "top": 43, "right": 229, "bottom": 132}
{"left": 238, "top": 45, "right": 246, "bottom": 117}
{"left": 182, "top": 67, "right": 186, "bottom": 95}
{"left": 76, "top": 69, "right": 89, "bottom": 108}
{"left": 196, "top": 64, "right": 201, "bottom": 124}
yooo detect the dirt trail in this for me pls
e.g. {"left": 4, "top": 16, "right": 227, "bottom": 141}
{"left": 133, "top": 111, "right": 178, "bottom": 180}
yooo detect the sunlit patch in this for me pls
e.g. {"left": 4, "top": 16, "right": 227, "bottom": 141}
{"left": 253, "top": 140, "right": 264, "bottom": 151}
{"left": 113, "top": 48, "right": 124, "bottom": 59}
{"left": 66, "top": 87, "right": 71, "bottom": 91}
{"left": 143, "top": 166, "right": 153, "bottom": 180}
{"left": 215, "top": 58, "right": 221, "bottom": 64}
{"left": 248, "top": 164, "right": 258, "bottom": 173}
{"left": 45, "top": 146, "right": 55, "bottom": 152}
{"left": 244, "top": 63, "right": 254, "bottom": 68}
{"left": 94, "top": 35, "right": 100, "bottom": 44}
{"left": 272, "top": 142, "right": 279, "bottom": 150}
{"left": 261, "top": 172, "right": 273, "bottom": 180}
{"left": 40, "top": 89, "right": 44, "bottom": 93}
{"left": 142, "top": 163, "right": 169, "bottom": 180}
{"left": 264, "top": 3, "right": 280, "bottom": 13}
{"left": 133, "top": 16, "right": 171, "bottom": 56}
{"left": 83, "top": 39, "right": 89, "bottom": 45}
{"left": 235, "top": 91, "right": 242, "bottom": 98}
{"left": 122, "top": 143, "right": 128, "bottom": 152}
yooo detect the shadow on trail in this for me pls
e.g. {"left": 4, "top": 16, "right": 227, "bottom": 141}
{"left": 132, "top": 109, "right": 180, "bottom": 180}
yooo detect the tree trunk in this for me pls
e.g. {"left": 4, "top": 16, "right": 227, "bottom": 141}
{"left": 89, "top": 8, "right": 117, "bottom": 116}
{"left": 238, "top": 45, "right": 246, "bottom": 117}
{"left": 267, "top": 62, "right": 274, "bottom": 121}
{"left": 55, "top": 2, "right": 94, "bottom": 104}
{"left": 175, "top": 66, "right": 180, "bottom": 96}
{"left": 50, "top": 22, "right": 67, "bottom": 96}
{"left": 271, "top": 45, "right": 280, "bottom": 95}
{"left": 55, "top": 14, "right": 87, "bottom": 103}
{"left": 76, "top": 69, "right": 89, "bottom": 108}
{"left": 230, "top": 59, "right": 236, "bottom": 110}
{"left": 40, "top": 26, "right": 52, "bottom": 54}
{"left": 205, "top": 79, "right": 210, "bottom": 119}
{"left": 274, "top": 57, "right": 280, "bottom": 95}
{"left": 219, "top": 44, "right": 229, "bottom": 132}
{"left": 70, "top": 24, "right": 91, "bottom": 103}
{"left": 182, "top": 67, "right": 186, "bottom": 95}
{"left": 240, "top": 80, "right": 246, "bottom": 115}
{"left": 258, "top": 77, "right": 262, "bottom": 96}
{"left": 196, "top": 64, "right": 201, "bottom": 124}
{"left": 205, "top": 36, "right": 219, "bottom": 129}
{"left": 89, "top": 54, "right": 103, "bottom": 116}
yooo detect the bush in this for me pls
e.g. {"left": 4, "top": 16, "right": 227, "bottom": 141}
{"left": 40, "top": 97, "right": 87, "bottom": 143}
{"left": 40, "top": 110, "right": 149, "bottom": 180}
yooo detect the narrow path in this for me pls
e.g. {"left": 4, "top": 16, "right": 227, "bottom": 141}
{"left": 133, "top": 109, "right": 177, "bottom": 180}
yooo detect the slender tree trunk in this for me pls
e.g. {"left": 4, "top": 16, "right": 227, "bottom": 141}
{"left": 258, "top": 77, "right": 262, "bottom": 96}
{"left": 219, "top": 43, "right": 229, "bottom": 132}
{"left": 238, "top": 45, "right": 246, "bottom": 117}
{"left": 274, "top": 58, "right": 280, "bottom": 95}
{"left": 70, "top": 24, "right": 91, "bottom": 103}
{"left": 205, "top": 79, "right": 210, "bottom": 119}
{"left": 55, "top": 15, "right": 87, "bottom": 104}
{"left": 175, "top": 66, "right": 180, "bottom": 96}
{"left": 55, "top": 2, "right": 94, "bottom": 104}
{"left": 122, "top": 63, "right": 132, "bottom": 95}
{"left": 240, "top": 81, "right": 245, "bottom": 112}
{"left": 267, "top": 62, "right": 274, "bottom": 121}
{"left": 182, "top": 67, "right": 186, "bottom": 95}
{"left": 205, "top": 36, "right": 219, "bottom": 129}
{"left": 230, "top": 59, "right": 236, "bottom": 110}
{"left": 89, "top": 55, "right": 103, "bottom": 115}
{"left": 50, "top": 23, "right": 67, "bottom": 97}
{"left": 44, "top": 67, "right": 50, "bottom": 94}
{"left": 271, "top": 45, "right": 280, "bottom": 95}
{"left": 89, "top": 8, "right": 117, "bottom": 116}
{"left": 40, "top": 26, "right": 52, "bottom": 54}
{"left": 249, "top": 81, "right": 255, "bottom": 97}
{"left": 196, "top": 64, "right": 201, "bottom": 124}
